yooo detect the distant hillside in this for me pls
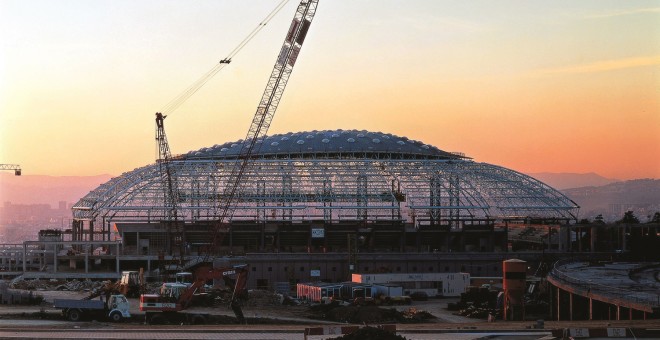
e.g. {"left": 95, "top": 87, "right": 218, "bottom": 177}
{"left": 0, "top": 173, "right": 113, "bottom": 207}
{"left": 526, "top": 172, "right": 620, "bottom": 190}
{"left": 561, "top": 179, "right": 660, "bottom": 222}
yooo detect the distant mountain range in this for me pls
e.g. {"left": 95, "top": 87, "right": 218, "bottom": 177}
{"left": 524, "top": 173, "right": 659, "bottom": 221}
{"left": 560, "top": 179, "right": 660, "bottom": 221}
{"left": 526, "top": 172, "right": 620, "bottom": 190}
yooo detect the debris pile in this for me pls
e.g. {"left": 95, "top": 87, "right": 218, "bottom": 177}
{"left": 401, "top": 307, "right": 435, "bottom": 322}
{"left": 9, "top": 278, "right": 106, "bottom": 292}
{"left": 328, "top": 326, "right": 407, "bottom": 340}
{"left": 310, "top": 303, "right": 435, "bottom": 324}
{"left": 447, "top": 285, "right": 500, "bottom": 319}
{"left": 243, "top": 289, "right": 285, "bottom": 306}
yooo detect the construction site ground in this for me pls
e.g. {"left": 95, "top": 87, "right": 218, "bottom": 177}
{"left": 0, "top": 287, "right": 472, "bottom": 324}
{"left": 0, "top": 286, "right": 659, "bottom": 334}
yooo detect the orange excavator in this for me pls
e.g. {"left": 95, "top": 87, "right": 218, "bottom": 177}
{"left": 140, "top": 264, "right": 248, "bottom": 324}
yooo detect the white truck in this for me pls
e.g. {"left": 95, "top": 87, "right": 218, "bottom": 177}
{"left": 54, "top": 294, "right": 131, "bottom": 322}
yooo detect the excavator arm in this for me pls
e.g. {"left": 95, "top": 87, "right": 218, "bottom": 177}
{"left": 176, "top": 264, "right": 249, "bottom": 323}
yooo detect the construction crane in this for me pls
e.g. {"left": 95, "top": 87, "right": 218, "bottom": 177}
{"left": 206, "top": 0, "right": 319, "bottom": 258}
{"left": 155, "top": 112, "right": 185, "bottom": 265}
{"left": 155, "top": 0, "right": 319, "bottom": 269}
{"left": 153, "top": 1, "right": 297, "bottom": 271}
{"left": 0, "top": 164, "right": 21, "bottom": 176}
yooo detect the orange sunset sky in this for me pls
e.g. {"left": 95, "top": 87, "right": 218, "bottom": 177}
{"left": 1, "top": 0, "right": 659, "bottom": 180}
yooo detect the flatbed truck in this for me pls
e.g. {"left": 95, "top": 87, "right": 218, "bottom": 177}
{"left": 54, "top": 294, "right": 131, "bottom": 322}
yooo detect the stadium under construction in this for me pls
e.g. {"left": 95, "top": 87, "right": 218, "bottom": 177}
{"left": 7, "top": 129, "right": 582, "bottom": 284}
{"left": 3, "top": 0, "right": 659, "bottom": 324}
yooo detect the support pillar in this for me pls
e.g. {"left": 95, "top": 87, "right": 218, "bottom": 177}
{"left": 116, "top": 242, "right": 120, "bottom": 273}
{"left": 569, "top": 292, "right": 573, "bottom": 321}
{"left": 556, "top": 287, "right": 571, "bottom": 321}
{"left": 590, "top": 226, "right": 597, "bottom": 252}
{"left": 54, "top": 245, "right": 57, "bottom": 273}
{"left": 556, "top": 287, "right": 560, "bottom": 321}
{"left": 22, "top": 244, "right": 26, "bottom": 273}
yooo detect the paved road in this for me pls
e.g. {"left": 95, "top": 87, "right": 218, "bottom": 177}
{"left": 0, "top": 328, "right": 551, "bottom": 339}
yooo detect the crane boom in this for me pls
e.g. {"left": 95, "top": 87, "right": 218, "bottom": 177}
{"left": 208, "top": 0, "right": 319, "bottom": 255}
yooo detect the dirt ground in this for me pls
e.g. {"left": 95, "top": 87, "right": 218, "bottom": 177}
{"left": 1, "top": 288, "right": 659, "bottom": 332}
{"left": 0, "top": 287, "right": 477, "bottom": 325}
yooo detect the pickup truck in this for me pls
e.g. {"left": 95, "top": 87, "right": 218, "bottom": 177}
{"left": 54, "top": 294, "right": 131, "bottom": 322}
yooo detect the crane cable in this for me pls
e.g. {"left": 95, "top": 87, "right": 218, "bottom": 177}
{"left": 160, "top": 0, "right": 291, "bottom": 116}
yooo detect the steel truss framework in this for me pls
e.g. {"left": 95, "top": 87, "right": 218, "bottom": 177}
{"left": 73, "top": 131, "right": 578, "bottom": 236}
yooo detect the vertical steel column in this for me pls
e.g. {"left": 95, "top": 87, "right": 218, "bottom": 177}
{"left": 356, "top": 174, "right": 367, "bottom": 221}
{"left": 116, "top": 242, "right": 120, "bottom": 273}
{"left": 449, "top": 174, "right": 460, "bottom": 228}
{"left": 569, "top": 292, "right": 573, "bottom": 321}
{"left": 22, "top": 244, "right": 26, "bottom": 273}
{"left": 556, "top": 287, "right": 561, "bottom": 321}
{"left": 429, "top": 176, "right": 441, "bottom": 225}
{"left": 53, "top": 244, "right": 58, "bottom": 273}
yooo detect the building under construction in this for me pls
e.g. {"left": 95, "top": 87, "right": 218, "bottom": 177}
{"left": 2, "top": 0, "right": 580, "bottom": 291}
{"left": 24, "top": 129, "right": 577, "bottom": 285}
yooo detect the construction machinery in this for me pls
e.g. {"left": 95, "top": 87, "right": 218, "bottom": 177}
{"left": 150, "top": 0, "right": 319, "bottom": 320}
{"left": 155, "top": 0, "right": 319, "bottom": 263}
{"left": 140, "top": 264, "right": 248, "bottom": 324}
{"left": 0, "top": 164, "right": 21, "bottom": 176}
{"left": 54, "top": 294, "right": 131, "bottom": 322}
{"left": 117, "top": 270, "right": 146, "bottom": 298}
{"left": 84, "top": 270, "right": 146, "bottom": 301}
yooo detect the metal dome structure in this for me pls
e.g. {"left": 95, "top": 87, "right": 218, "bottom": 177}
{"left": 72, "top": 130, "right": 578, "bottom": 235}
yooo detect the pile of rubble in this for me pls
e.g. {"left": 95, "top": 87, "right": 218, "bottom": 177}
{"left": 9, "top": 277, "right": 107, "bottom": 292}
{"left": 401, "top": 307, "right": 435, "bottom": 322}
{"left": 447, "top": 285, "right": 501, "bottom": 319}
{"left": 243, "top": 289, "right": 287, "bottom": 307}
{"left": 310, "top": 303, "right": 435, "bottom": 324}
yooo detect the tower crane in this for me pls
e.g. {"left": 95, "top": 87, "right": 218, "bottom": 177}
{"left": 0, "top": 164, "right": 21, "bottom": 176}
{"left": 155, "top": 113, "right": 185, "bottom": 261}
{"left": 207, "top": 0, "right": 319, "bottom": 258}
{"left": 155, "top": 0, "right": 319, "bottom": 270}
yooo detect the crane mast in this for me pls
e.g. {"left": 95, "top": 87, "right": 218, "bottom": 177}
{"left": 208, "top": 0, "right": 319, "bottom": 254}
{"left": 155, "top": 112, "right": 184, "bottom": 261}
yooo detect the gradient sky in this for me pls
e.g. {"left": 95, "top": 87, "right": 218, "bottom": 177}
{"left": 1, "top": 0, "right": 659, "bottom": 180}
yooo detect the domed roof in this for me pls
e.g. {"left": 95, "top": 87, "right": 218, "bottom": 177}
{"left": 183, "top": 129, "right": 466, "bottom": 160}
{"left": 72, "top": 129, "right": 578, "bottom": 225}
